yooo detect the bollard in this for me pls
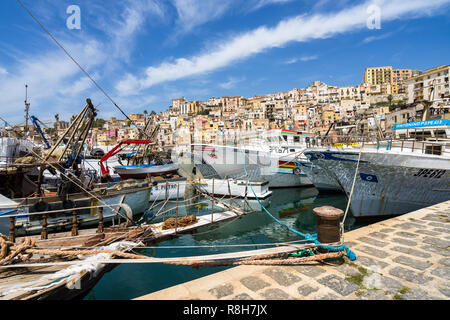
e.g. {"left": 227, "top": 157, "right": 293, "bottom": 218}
{"left": 313, "top": 206, "right": 344, "bottom": 246}
{"left": 71, "top": 210, "right": 78, "bottom": 236}
{"left": 9, "top": 216, "right": 15, "bottom": 243}
{"left": 97, "top": 206, "right": 104, "bottom": 233}
{"left": 41, "top": 213, "right": 48, "bottom": 240}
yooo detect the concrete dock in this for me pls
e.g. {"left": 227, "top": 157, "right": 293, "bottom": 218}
{"left": 135, "top": 200, "right": 450, "bottom": 300}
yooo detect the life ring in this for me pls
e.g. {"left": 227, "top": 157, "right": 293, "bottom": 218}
{"left": 293, "top": 167, "right": 302, "bottom": 175}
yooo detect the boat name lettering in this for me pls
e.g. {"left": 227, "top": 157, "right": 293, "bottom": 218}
{"left": 414, "top": 169, "right": 446, "bottom": 179}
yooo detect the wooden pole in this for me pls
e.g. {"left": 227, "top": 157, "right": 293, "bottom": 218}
{"left": 97, "top": 206, "right": 104, "bottom": 233}
{"left": 41, "top": 213, "right": 48, "bottom": 240}
{"left": 175, "top": 182, "right": 179, "bottom": 234}
{"left": 211, "top": 178, "right": 214, "bottom": 223}
{"left": 71, "top": 210, "right": 78, "bottom": 236}
{"left": 163, "top": 181, "right": 168, "bottom": 222}
{"left": 9, "top": 216, "right": 15, "bottom": 243}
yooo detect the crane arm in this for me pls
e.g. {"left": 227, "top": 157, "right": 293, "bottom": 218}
{"left": 99, "top": 139, "right": 152, "bottom": 176}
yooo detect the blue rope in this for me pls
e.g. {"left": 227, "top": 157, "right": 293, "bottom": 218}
{"left": 243, "top": 167, "right": 356, "bottom": 260}
{"left": 0, "top": 209, "right": 18, "bottom": 216}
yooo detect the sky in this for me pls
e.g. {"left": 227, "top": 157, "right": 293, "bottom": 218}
{"left": 0, "top": 0, "right": 449, "bottom": 124}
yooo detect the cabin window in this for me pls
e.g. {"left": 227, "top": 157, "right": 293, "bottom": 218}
{"left": 290, "top": 149, "right": 295, "bottom": 152}
{"left": 435, "top": 130, "right": 447, "bottom": 138}
{"left": 294, "top": 136, "right": 300, "bottom": 143}
{"left": 282, "top": 135, "right": 288, "bottom": 142}
{"left": 425, "top": 145, "right": 442, "bottom": 155}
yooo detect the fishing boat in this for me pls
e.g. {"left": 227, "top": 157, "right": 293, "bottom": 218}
{"left": 113, "top": 162, "right": 179, "bottom": 180}
{"left": 304, "top": 119, "right": 450, "bottom": 217}
{"left": 0, "top": 179, "right": 153, "bottom": 236}
{"left": 99, "top": 139, "right": 178, "bottom": 180}
{"left": 187, "top": 129, "right": 314, "bottom": 188}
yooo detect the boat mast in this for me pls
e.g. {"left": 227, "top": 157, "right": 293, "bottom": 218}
{"left": 24, "top": 84, "right": 30, "bottom": 134}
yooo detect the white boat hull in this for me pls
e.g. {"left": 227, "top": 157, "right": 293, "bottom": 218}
{"left": 304, "top": 149, "right": 450, "bottom": 217}
{"left": 190, "top": 144, "right": 312, "bottom": 188}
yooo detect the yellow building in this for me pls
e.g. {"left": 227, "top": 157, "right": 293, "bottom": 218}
{"left": 363, "top": 66, "right": 393, "bottom": 85}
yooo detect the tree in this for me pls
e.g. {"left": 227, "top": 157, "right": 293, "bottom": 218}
{"left": 387, "top": 94, "right": 393, "bottom": 108}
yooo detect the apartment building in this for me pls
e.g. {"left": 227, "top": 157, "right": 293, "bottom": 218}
{"left": 405, "top": 65, "right": 450, "bottom": 104}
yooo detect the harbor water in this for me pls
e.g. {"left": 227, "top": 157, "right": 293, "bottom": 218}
{"left": 83, "top": 187, "right": 389, "bottom": 300}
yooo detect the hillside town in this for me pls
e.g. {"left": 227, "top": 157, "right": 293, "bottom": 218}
{"left": 5, "top": 64, "right": 450, "bottom": 150}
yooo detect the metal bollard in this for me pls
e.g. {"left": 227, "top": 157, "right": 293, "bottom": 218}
{"left": 313, "top": 206, "right": 344, "bottom": 246}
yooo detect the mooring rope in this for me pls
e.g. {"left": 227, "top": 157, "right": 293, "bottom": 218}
{"left": 237, "top": 149, "right": 356, "bottom": 260}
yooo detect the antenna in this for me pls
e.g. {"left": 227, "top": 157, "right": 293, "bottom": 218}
{"left": 24, "top": 84, "right": 30, "bottom": 133}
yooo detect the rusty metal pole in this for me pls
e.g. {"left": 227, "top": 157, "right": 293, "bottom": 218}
{"left": 71, "top": 210, "right": 78, "bottom": 236}
{"left": 41, "top": 213, "right": 48, "bottom": 240}
{"left": 313, "top": 206, "right": 344, "bottom": 253}
{"left": 175, "top": 182, "right": 179, "bottom": 234}
{"left": 9, "top": 216, "right": 15, "bottom": 243}
{"left": 97, "top": 206, "right": 104, "bottom": 233}
{"left": 211, "top": 178, "right": 214, "bottom": 223}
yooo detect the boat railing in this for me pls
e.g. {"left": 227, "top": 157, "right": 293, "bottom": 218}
{"left": 308, "top": 134, "right": 450, "bottom": 157}
{"left": 0, "top": 202, "right": 133, "bottom": 242}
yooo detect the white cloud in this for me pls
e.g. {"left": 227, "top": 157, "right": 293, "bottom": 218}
{"left": 172, "top": 0, "right": 235, "bottom": 32}
{"left": 361, "top": 31, "right": 394, "bottom": 44}
{"left": 219, "top": 77, "right": 245, "bottom": 89}
{"left": 0, "top": 67, "right": 7, "bottom": 75}
{"left": 254, "top": 0, "right": 294, "bottom": 10}
{"left": 117, "top": 0, "right": 450, "bottom": 94}
{"left": 300, "top": 55, "right": 319, "bottom": 61}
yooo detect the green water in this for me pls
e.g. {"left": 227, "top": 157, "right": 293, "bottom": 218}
{"left": 83, "top": 187, "right": 386, "bottom": 300}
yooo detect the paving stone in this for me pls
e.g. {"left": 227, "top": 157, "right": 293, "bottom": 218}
{"left": 400, "top": 288, "right": 441, "bottom": 300}
{"left": 291, "top": 265, "right": 326, "bottom": 278}
{"left": 314, "top": 293, "right": 340, "bottom": 300}
{"left": 391, "top": 246, "right": 431, "bottom": 258}
{"left": 388, "top": 266, "right": 433, "bottom": 284}
{"left": 208, "top": 284, "right": 234, "bottom": 299}
{"left": 368, "top": 232, "right": 389, "bottom": 240}
{"left": 430, "top": 266, "right": 450, "bottom": 280}
{"left": 317, "top": 275, "right": 359, "bottom": 296}
{"left": 438, "top": 258, "right": 450, "bottom": 266}
{"left": 428, "top": 222, "right": 450, "bottom": 228}
{"left": 356, "top": 255, "right": 388, "bottom": 270}
{"left": 363, "top": 274, "right": 403, "bottom": 293}
{"left": 297, "top": 284, "right": 319, "bottom": 297}
{"left": 421, "top": 245, "right": 450, "bottom": 257}
{"left": 262, "top": 268, "right": 301, "bottom": 287}
{"left": 433, "top": 228, "right": 450, "bottom": 234}
{"left": 395, "top": 231, "right": 418, "bottom": 238}
{"left": 379, "top": 228, "right": 395, "bottom": 233}
{"left": 335, "top": 264, "right": 361, "bottom": 277}
{"left": 260, "top": 288, "right": 290, "bottom": 300}
{"left": 355, "top": 290, "right": 391, "bottom": 300}
{"left": 415, "top": 229, "right": 440, "bottom": 236}
{"left": 232, "top": 293, "right": 254, "bottom": 300}
{"left": 345, "top": 241, "right": 358, "bottom": 248}
{"left": 240, "top": 276, "right": 270, "bottom": 292}
{"left": 392, "top": 255, "right": 432, "bottom": 271}
{"left": 357, "top": 237, "right": 388, "bottom": 247}
{"left": 438, "top": 286, "right": 450, "bottom": 298}
{"left": 395, "top": 222, "right": 422, "bottom": 230}
{"left": 391, "top": 238, "right": 417, "bottom": 247}
{"left": 356, "top": 245, "right": 388, "bottom": 259}
{"left": 422, "top": 214, "right": 444, "bottom": 222}
{"left": 423, "top": 237, "right": 450, "bottom": 248}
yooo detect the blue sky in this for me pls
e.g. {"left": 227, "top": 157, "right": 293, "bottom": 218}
{"left": 0, "top": 0, "right": 449, "bottom": 124}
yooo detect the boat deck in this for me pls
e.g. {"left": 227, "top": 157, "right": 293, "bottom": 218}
{"left": 136, "top": 200, "right": 450, "bottom": 300}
